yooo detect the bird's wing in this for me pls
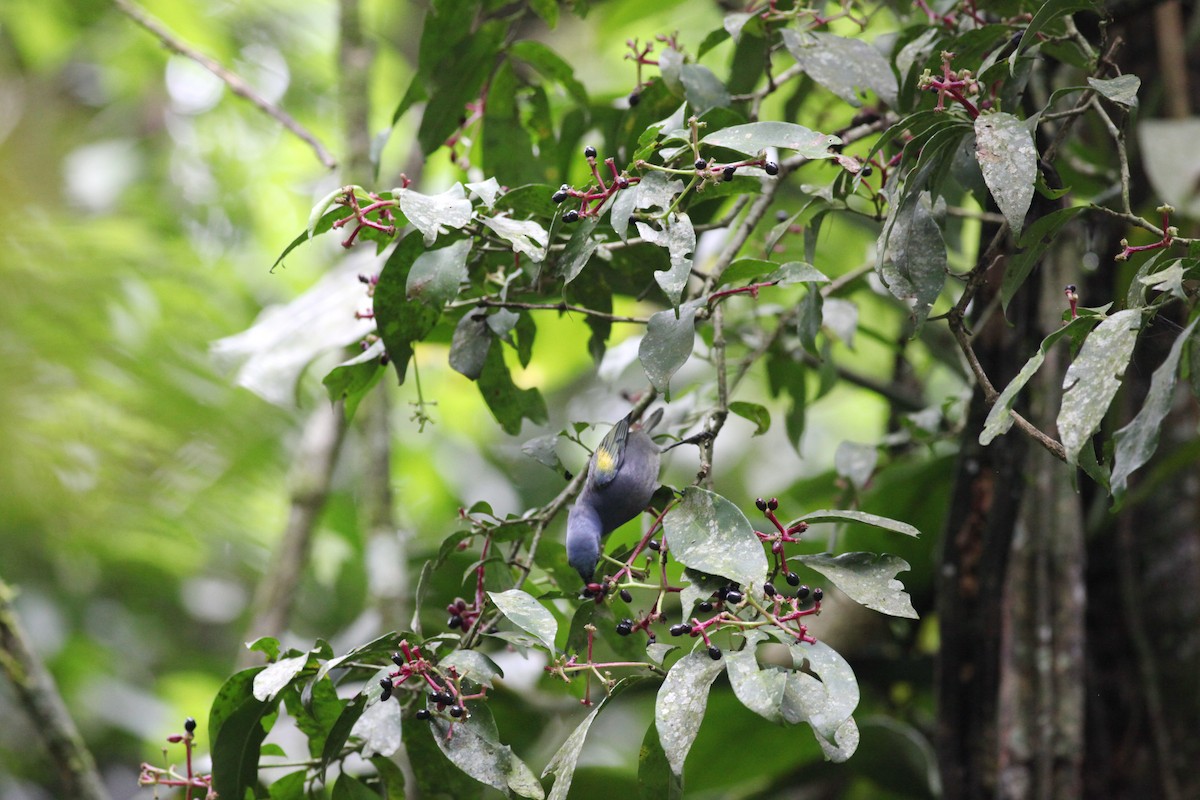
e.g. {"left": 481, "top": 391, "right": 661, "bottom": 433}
{"left": 591, "top": 414, "right": 631, "bottom": 487}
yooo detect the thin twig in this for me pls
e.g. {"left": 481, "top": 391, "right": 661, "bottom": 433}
{"left": 445, "top": 297, "right": 648, "bottom": 324}
{"left": 111, "top": 0, "right": 338, "bottom": 170}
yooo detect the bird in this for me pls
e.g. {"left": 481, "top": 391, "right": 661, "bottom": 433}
{"left": 566, "top": 408, "right": 664, "bottom": 582}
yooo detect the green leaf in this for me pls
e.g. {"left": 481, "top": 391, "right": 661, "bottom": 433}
{"left": 980, "top": 316, "right": 1099, "bottom": 444}
{"left": 557, "top": 215, "right": 599, "bottom": 284}
{"left": 701, "top": 121, "right": 841, "bottom": 158}
{"left": 1014, "top": 0, "right": 1098, "bottom": 63}
{"left": 1088, "top": 74, "right": 1140, "bottom": 107}
{"left": 729, "top": 401, "right": 770, "bottom": 436}
{"left": 796, "top": 552, "right": 918, "bottom": 619}
{"left": 209, "top": 668, "right": 276, "bottom": 800}
{"left": 374, "top": 232, "right": 441, "bottom": 383}
{"left": 1002, "top": 206, "right": 1084, "bottom": 312}
{"left": 794, "top": 509, "right": 920, "bottom": 538}
{"left": 509, "top": 41, "right": 584, "bottom": 103}
{"left": 399, "top": 184, "right": 474, "bottom": 246}
{"left": 542, "top": 678, "right": 642, "bottom": 800}
{"left": 333, "top": 774, "right": 382, "bottom": 800}
{"left": 488, "top": 588, "right": 558, "bottom": 652}
{"left": 431, "top": 700, "right": 545, "bottom": 799}
{"left": 404, "top": 708, "right": 483, "bottom": 800}
{"left": 715, "top": 258, "right": 778, "bottom": 288}
{"left": 1111, "top": 318, "right": 1199, "bottom": 497}
{"left": 781, "top": 30, "right": 898, "bottom": 107}
{"left": 655, "top": 648, "right": 726, "bottom": 775}
{"left": 449, "top": 312, "right": 493, "bottom": 380}
{"left": 639, "top": 300, "right": 703, "bottom": 398}
{"left": 1059, "top": 309, "right": 1143, "bottom": 465}
{"left": 663, "top": 487, "right": 769, "bottom": 588}
{"left": 323, "top": 342, "right": 385, "bottom": 421}
{"left": 974, "top": 112, "right": 1037, "bottom": 236}
{"left": 406, "top": 239, "right": 470, "bottom": 307}
{"left": 638, "top": 720, "right": 684, "bottom": 800}
{"left": 877, "top": 192, "right": 946, "bottom": 331}
{"left": 273, "top": 208, "right": 344, "bottom": 270}
{"left": 269, "top": 771, "right": 307, "bottom": 800}
{"left": 527, "top": 0, "right": 558, "bottom": 27}
{"left": 636, "top": 213, "right": 695, "bottom": 308}
{"left": 767, "top": 261, "right": 829, "bottom": 286}
{"left": 477, "top": 340, "right": 548, "bottom": 434}
{"left": 680, "top": 64, "right": 731, "bottom": 115}
{"left": 321, "top": 693, "right": 368, "bottom": 771}
{"left": 416, "top": 20, "right": 506, "bottom": 155}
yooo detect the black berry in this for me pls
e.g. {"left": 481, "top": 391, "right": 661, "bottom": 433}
{"left": 379, "top": 679, "right": 393, "bottom": 701}
{"left": 584, "top": 145, "right": 597, "bottom": 159}
{"left": 785, "top": 571, "right": 801, "bottom": 587}
{"left": 184, "top": 717, "right": 196, "bottom": 734}
{"left": 796, "top": 585, "right": 810, "bottom": 600}
{"left": 647, "top": 539, "right": 660, "bottom": 551}
{"left": 628, "top": 91, "right": 641, "bottom": 106}
{"left": 755, "top": 498, "right": 768, "bottom": 511}
{"left": 617, "top": 177, "right": 630, "bottom": 189}
{"left": 694, "top": 158, "right": 707, "bottom": 170}
{"left": 764, "top": 161, "right": 779, "bottom": 176}
{"left": 563, "top": 209, "right": 580, "bottom": 223}
{"left": 552, "top": 189, "right": 568, "bottom": 204}
{"left": 415, "top": 708, "right": 432, "bottom": 720}
{"left": 449, "top": 706, "right": 464, "bottom": 718}
{"left": 707, "top": 645, "right": 722, "bottom": 660}
{"left": 813, "top": 587, "right": 824, "bottom": 602}
{"left": 697, "top": 601, "right": 714, "bottom": 613}
{"left": 392, "top": 653, "right": 405, "bottom": 667}
{"left": 619, "top": 588, "right": 633, "bottom": 603}
{"left": 723, "top": 165, "right": 736, "bottom": 181}
{"left": 670, "top": 623, "right": 691, "bottom": 637}
{"left": 616, "top": 619, "right": 634, "bottom": 636}
{"left": 767, "top": 498, "right": 779, "bottom": 511}
{"left": 647, "top": 633, "right": 657, "bottom": 644}
{"left": 448, "top": 615, "right": 463, "bottom": 629}
{"left": 764, "top": 582, "right": 777, "bottom": 598}
{"left": 724, "top": 590, "right": 744, "bottom": 604}
{"left": 861, "top": 164, "right": 873, "bottom": 176}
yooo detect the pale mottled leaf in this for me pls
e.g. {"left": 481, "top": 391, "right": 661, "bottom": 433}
{"left": 639, "top": 300, "right": 702, "bottom": 397}
{"left": 655, "top": 649, "right": 726, "bottom": 775}
{"left": 796, "top": 552, "right": 918, "bottom": 619}
{"left": 1111, "top": 318, "right": 1199, "bottom": 497}
{"left": 782, "top": 30, "right": 898, "bottom": 107}
{"left": 399, "top": 184, "right": 473, "bottom": 245}
{"left": 701, "top": 121, "right": 841, "bottom": 159}
{"left": 1059, "top": 309, "right": 1143, "bottom": 465}
{"left": 975, "top": 112, "right": 1037, "bottom": 236}
{"left": 488, "top": 589, "right": 558, "bottom": 653}
{"left": 664, "top": 487, "right": 769, "bottom": 588}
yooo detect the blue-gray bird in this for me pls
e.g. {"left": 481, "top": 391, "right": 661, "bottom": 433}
{"left": 566, "top": 408, "right": 663, "bottom": 582}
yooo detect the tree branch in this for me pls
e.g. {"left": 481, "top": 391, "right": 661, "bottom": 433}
{"left": 111, "top": 0, "right": 337, "bottom": 170}
{"left": 0, "top": 579, "right": 112, "bottom": 800}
